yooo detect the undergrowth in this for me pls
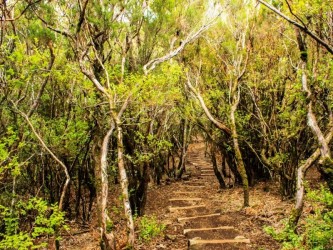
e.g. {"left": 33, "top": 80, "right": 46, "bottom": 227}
{"left": 0, "top": 197, "right": 67, "bottom": 249}
{"left": 138, "top": 215, "right": 165, "bottom": 242}
{"left": 264, "top": 186, "right": 333, "bottom": 250}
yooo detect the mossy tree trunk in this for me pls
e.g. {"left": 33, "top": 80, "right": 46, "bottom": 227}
{"left": 230, "top": 87, "right": 249, "bottom": 207}
{"left": 93, "top": 125, "right": 116, "bottom": 250}
{"left": 177, "top": 118, "right": 191, "bottom": 179}
{"left": 289, "top": 28, "right": 333, "bottom": 228}
{"left": 113, "top": 115, "right": 135, "bottom": 247}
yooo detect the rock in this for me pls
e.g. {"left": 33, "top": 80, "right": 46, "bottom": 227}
{"left": 182, "top": 175, "right": 190, "bottom": 181}
{"left": 234, "top": 235, "right": 247, "bottom": 240}
{"left": 165, "top": 234, "right": 177, "bottom": 241}
{"left": 156, "top": 243, "right": 167, "bottom": 249}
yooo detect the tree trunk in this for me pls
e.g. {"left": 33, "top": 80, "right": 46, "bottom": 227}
{"left": 230, "top": 90, "right": 250, "bottom": 207}
{"left": 210, "top": 145, "right": 226, "bottom": 189}
{"left": 177, "top": 118, "right": 190, "bottom": 179}
{"left": 289, "top": 118, "right": 333, "bottom": 227}
{"left": 93, "top": 125, "right": 116, "bottom": 250}
{"left": 114, "top": 118, "right": 135, "bottom": 247}
{"left": 136, "top": 162, "right": 150, "bottom": 216}
{"left": 289, "top": 29, "right": 333, "bottom": 228}
{"left": 289, "top": 150, "right": 319, "bottom": 227}
{"left": 298, "top": 32, "right": 333, "bottom": 190}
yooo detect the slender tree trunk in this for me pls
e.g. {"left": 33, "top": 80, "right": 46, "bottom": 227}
{"left": 297, "top": 28, "right": 333, "bottom": 191}
{"left": 289, "top": 29, "right": 333, "bottom": 228}
{"left": 289, "top": 150, "right": 319, "bottom": 227}
{"left": 101, "top": 125, "right": 116, "bottom": 250}
{"left": 136, "top": 162, "right": 150, "bottom": 215}
{"left": 177, "top": 118, "right": 189, "bottom": 179}
{"left": 289, "top": 126, "right": 333, "bottom": 226}
{"left": 230, "top": 89, "right": 249, "bottom": 207}
{"left": 93, "top": 124, "right": 116, "bottom": 250}
{"left": 210, "top": 144, "right": 226, "bottom": 189}
{"left": 114, "top": 118, "right": 135, "bottom": 247}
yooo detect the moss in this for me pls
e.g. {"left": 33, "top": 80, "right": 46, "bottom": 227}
{"left": 288, "top": 208, "right": 302, "bottom": 230}
{"left": 319, "top": 157, "right": 333, "bottom": 192}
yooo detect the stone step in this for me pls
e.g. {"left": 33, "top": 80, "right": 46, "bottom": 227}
{"left": 185, "top": 227, "right": 240, "bottom": 241}
{"left": 173, "top": 191, "right": 200, "bottom": 194}
{"left": 188, "top": 238, "right": 251, "bottom": 249}
{"left": 178, "top": 213, "right": 221, "bottom": 222}
{"left": 184, "top": 185, "right": 205, "bottom": 188}
{"left": 169, "top": 205, "right": 205, "bottom": 212}
{"left": 201, "top": 169, "right": 214, "bottom": 172}
{"left": 201, "top": 174, "right": 215, "bottom": 176}
{"left": 184, "top": 180, "right": 207, "bottom": 183}
{"left": 184, "top": 226, "right": 235, "bottom": 234}
{"left": 169, "top": 198, "right": 202, "bottom": 202}
{"left": 183, "top": 181, "right": 206, "bottom": 186}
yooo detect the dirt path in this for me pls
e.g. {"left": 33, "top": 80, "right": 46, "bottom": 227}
{"left": 162, "top": 145, "right": 250, "bottom": 250}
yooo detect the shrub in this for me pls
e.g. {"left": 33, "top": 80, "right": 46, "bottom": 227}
{"left": 138, "top": 215, "right": 165, "bottom": 242}
{"left": 264, "top": 186, "right": 333, "bottom": 250}
{"left": 0, "top": 197, "right": 67, "bottom": 249}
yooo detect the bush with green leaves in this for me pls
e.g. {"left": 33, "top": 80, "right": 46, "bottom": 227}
{"left": 0, "top": 197, "right": 68, "bottom": 249}
{"left": 138, "top": 215, "right": 165, "bottom": 242}
{"left": 264, "top": 185, "right": 333, "bottom": 250}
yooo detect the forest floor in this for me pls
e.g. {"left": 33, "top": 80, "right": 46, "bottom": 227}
{"left": 60, "top": 142, "right": 315, "bottom": 249}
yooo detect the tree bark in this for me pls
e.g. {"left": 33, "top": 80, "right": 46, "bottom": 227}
{"left": 258, "top": 0, "right": 333, "bottom": 55}
{"left": 230, "top": 89, "right": 249, "bottom": 207}
{"left": 289, "top": 28, "right": 333, "bottom": 227}
{"left": 114, "top": 116, "right": 135, "bottom": 246}
{"left": 177, "top": 118, "right": 190, "bottom": 179}
{"left": 94, "top": 124, "right": 116, "bottom": 250}
{"left": 185, "top": 76, "right": 231, "bottom": 136}
{"left": 210, "top": 144, "right": 227, "bottom": 189}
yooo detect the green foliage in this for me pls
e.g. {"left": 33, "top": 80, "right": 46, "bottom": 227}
{"left": 264, "top": 222, "right": 304, "bottom": 250}
{"left": 0, "top": 127, "right": 23, "bottom": 179}
{"left": 138, "top": 215, "right": 165, "bottom": 242}
{"left": 27, "top": 21, "right": 55, "bottom": 45}
{"left": 106, "top": 219, "right": 114, "bottom": 233}
{"left": 129, "top": 131, "right": 172, "bottom": 165}
{"left": 264, "top": 186, "right": 333, "bottom": 250}
{"left": 0, "top": 197, "right": 67, "bottom": 249}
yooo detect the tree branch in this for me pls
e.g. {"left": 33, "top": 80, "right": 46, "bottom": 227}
{"left": 0, "top": 0, "right": 42, "bottom": 22}
{"left": 14, "top": 106, "right": 70, "bottom": 210}
{"left": 186, "top": 73, "right": 231, "bottom": 136}
{"left": 76, "top": 0, "right": 89, "bottom": 33}
{"left": 143, "top": 19, "right": 218, "bottom": 75}
{"left": 258, "top": 0, "right": 333, "bottom": 55}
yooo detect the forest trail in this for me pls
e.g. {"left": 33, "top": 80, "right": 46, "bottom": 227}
{"left": 63, "top": 142, "right": 285, "bottom": 250}
{"left": 143, "top": 143, "right": 251, "bottom": 250}
{"left": 164, "top": 143, "right": 251, "bottom": 250}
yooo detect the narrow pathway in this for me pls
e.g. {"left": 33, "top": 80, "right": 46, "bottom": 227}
{"left": 167, "top": 147, "right": 251, "bottom": 250}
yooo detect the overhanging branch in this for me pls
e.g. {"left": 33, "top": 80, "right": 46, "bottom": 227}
{"left": 258, "top": 0, "right": 333, "bottom": 55}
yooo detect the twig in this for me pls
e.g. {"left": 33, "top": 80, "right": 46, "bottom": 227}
{"left": 13, "top": 104, "right": 70, "bottom": 211}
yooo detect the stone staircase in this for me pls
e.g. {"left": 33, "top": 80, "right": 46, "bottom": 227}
{"left": 168, "top": 153, "right": 251, "bottom": 249}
